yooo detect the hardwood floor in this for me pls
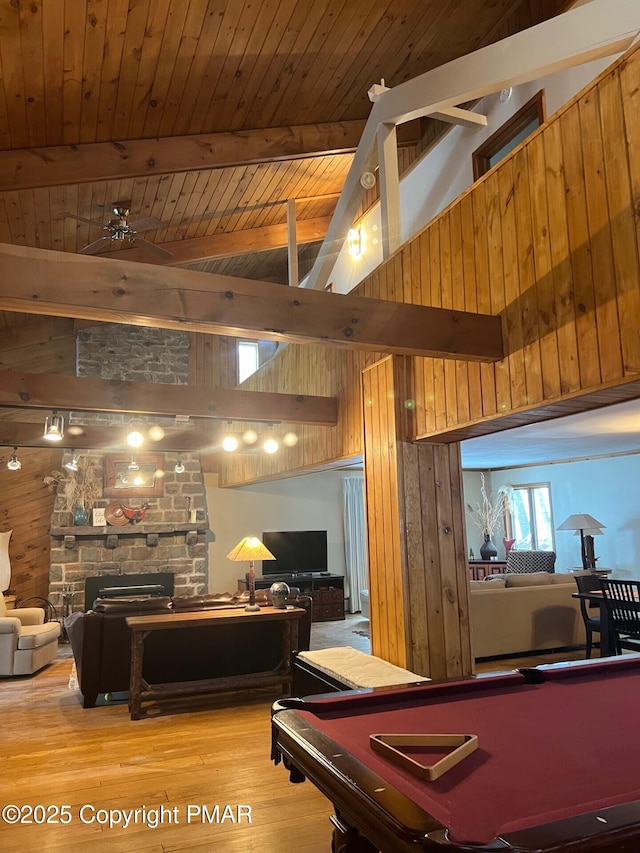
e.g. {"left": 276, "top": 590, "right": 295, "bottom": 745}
{"left": 0, "top": 614, "right": 586, "bottom": 852}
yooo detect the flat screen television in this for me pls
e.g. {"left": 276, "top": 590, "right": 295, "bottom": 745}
{"left": 261, "top": 530, "right": 328, "bottom": 576}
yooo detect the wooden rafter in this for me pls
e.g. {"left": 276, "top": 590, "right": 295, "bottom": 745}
{"left": 106, "top": 217, "right": 332, "bottom": 266}
{"left": 0, "top": 371, "right": 338, "bottom": 427}
{"left": 0, "top": 245, "right": 503, "bottom": 362}
{"left": 0, "top": 121, "right": 420, "bottom": 192}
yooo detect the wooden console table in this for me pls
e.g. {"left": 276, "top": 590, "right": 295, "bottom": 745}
{"left": 126, "top": 606, "right": 304, "bottom": 720}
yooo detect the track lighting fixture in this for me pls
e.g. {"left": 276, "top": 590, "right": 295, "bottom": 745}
{"left": 7, "top": 447, "right": 21, "bottom": 471}
{"left": 43, "top": 411, "right": 64, "bottom": 442}
{"left": 221, "top": 434, "right": 239, "bottom": 452}
{"left": 64, "top": 453, "right": 80, "bottom": 473}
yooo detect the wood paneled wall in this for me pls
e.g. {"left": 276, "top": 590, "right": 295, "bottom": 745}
{"left": 0, "top": 446, "right": 61, "bottom": 601}
{"left": 221, "top": 43, "right": 640, "bottom": 488}
{"left": 0, "top": 319, "right": 74, "bottom": 600}
{"left": 363, "top": 357, "right": 471, "bottom": 680}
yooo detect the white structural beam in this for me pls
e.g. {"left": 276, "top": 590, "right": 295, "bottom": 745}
{"left": 431, "top": 107, "right": 488, "bottom": 128}
{"left": 377, "top": 123, "right": 402, "bottom": 258}
{"left": 286, "top": 199, "right": 299, "bottom": 287}
{"left": 304, "top": 0, "right": 640, "bottom": 290}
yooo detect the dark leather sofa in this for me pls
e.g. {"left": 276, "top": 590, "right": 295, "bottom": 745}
{"left": 65, "top": 589, "right": 312, "bottom": 708}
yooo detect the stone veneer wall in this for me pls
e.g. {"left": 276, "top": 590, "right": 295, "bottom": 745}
{"left": 49, "top": 325, "right": 210, "bottom": 611}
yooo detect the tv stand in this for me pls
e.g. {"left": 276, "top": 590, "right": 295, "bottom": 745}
{"left": 237, "top": 573, "right": 345, "bottom": 622}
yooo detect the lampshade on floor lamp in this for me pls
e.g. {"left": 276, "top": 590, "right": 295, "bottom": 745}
{"left": 557, "top": 513, "right": 606, "bottom": 570}
{"left": 226, "top": 536, "right": 276, "bottom": 611}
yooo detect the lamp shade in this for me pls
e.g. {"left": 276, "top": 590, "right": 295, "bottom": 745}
{"left": 557, "top": 513, "right": 605, "bottom": 531}
{"left": 226, "top": 536, "right": 276, "bottom": 563}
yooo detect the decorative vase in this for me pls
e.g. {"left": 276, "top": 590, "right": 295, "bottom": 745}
{"left": 73, "top": 504, "right": 90, "bottom": 526}
{"left": 480, "top": 533, "right": 498, "bottom": 561}
{"left": 270, "top": 581, "right": 290, "bottom": 610}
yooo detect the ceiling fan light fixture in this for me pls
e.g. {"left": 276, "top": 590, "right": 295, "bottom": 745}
{"left": 43, "top": 411, "right": 64, "bottom": 442}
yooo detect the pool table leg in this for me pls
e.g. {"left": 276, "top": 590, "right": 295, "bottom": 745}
{"left": 330, "top": 814, "right": 377, "bottom": 852}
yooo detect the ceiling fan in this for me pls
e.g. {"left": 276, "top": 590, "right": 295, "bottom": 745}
{"left": 66, "top": 203, "right": 173, "bottom": 261}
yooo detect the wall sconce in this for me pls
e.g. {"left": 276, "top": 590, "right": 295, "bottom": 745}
{"left": 64, "top": 453, "right": 80, "bottom": 472}
{"left": 43, "top": 411, "right": 64, "bottom": 442}
{"left": 221, "top": 434, "right": 239, "bottom": 452}
{"left": 174, "top": 459, "right": 185, "bottom": 474}
{"left": 263, "top": 437, "right": 279, "bottom": 454}
{"left": 347, "top": 226, "right": 364, "bottom": 258}
{"left": 7, "top": 447, "right": 21, "bottom": 471}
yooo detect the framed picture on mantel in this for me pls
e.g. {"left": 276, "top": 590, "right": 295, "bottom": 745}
{"left": 103, "top": 453, "right": 165, "bottom": 498}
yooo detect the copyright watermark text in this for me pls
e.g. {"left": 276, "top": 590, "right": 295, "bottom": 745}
{"left": 1, "top": 803, "right": 251, "bottom": 829}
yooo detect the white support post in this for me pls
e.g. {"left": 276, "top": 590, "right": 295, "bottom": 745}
{"left": 287, "top": 199, "right": 299, "bottom": 287}
{"left": 377, "top": 123, "right": 402, "bottom": 258}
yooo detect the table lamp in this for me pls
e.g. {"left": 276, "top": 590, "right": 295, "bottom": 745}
{"left": 226, "top": 535, "right": 276, "bottom": 611}
{"left": 557, "top": 513, "right": 605, "bottom": 570}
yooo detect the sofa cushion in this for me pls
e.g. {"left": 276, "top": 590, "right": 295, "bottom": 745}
{"left": 505, "top": 571, "right": 553, "bottom": 588}
{"left": 549, "top": 573, "right": 575, "bottom": 585}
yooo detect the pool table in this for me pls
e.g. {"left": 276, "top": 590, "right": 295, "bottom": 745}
{"left": 271, "top": 655, "right": 640, "bottom": 852}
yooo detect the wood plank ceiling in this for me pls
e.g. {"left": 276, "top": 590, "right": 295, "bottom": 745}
{"left": 0, "top": 0, "right": 571, "bottom": 338}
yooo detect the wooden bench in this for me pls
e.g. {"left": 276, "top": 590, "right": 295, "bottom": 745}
{"left": 293, "top": 646, "right": 430, "bottom": 696}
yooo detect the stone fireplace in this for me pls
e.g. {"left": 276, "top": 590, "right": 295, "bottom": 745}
{"left": 48, "top": 324, "right": 211, "bottom": 611}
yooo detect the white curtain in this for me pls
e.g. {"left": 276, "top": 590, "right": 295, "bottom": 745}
{"left": 342, "top": 478, "right": 368, "bottom": 613}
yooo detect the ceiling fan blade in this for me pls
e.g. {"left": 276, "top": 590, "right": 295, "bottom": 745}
{"left": 79, "top": 236, "right": 112, "bottom": 255}
{"left": 65, "top": 212, "right": 106, "bottom": 229}
{"left": 128, "top": 216, "right": 164, "bottom": 233}
{"left": 135, "top": 236, "right": 173, "bottom": 260}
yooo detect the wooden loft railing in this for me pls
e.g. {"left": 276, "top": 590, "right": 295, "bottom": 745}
{"left": 221, "top": 42, "right": 640, "bottom": 487}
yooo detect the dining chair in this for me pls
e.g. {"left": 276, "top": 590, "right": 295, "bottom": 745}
{"left": 599, "top": 579, "right": 640, "bottom": 655}
{"left": 574, "top": 574, "right": 602, "bottom": 659}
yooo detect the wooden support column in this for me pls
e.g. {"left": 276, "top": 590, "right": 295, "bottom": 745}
{"left": 362, "top": 356, "right": 471, "bottom": 681}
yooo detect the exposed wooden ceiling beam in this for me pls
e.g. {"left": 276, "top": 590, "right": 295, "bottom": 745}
{"left": 0, "top": 245, "right": 503, "bottom": 362}
{"left": 107, "top": 217, "right": 332, "bottom": 266}
{"left": 0, "top": 121, "right": 420, "bottom": 192}
{"left": 0, "top": 371, "right": 338, "bottom": 426}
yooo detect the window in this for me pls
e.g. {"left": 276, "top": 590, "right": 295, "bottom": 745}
{"left": 505, "top": 483, "right": 554, "bottom": 551}
{"left": 472, "top": 91, "right": 545, "bottom": 180}
{"left": 237, "top": 340, "right": 259, "bottom": 383}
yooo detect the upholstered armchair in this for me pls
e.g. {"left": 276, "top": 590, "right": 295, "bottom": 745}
{"left": 0, "top": 592, "right": 60, "bottom": 677}
{"left": 505, "top": 550, "right": 556, "bottom": 574}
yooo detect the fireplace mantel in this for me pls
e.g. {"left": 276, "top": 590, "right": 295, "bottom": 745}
{"left": 51, "top": 521, "right": 209, "bottom": 550}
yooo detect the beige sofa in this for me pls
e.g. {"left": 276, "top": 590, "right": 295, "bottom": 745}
{"left": 469, "top": 572, "right": 583, "bottom": 659}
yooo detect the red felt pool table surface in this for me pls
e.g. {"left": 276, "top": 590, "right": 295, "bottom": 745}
{"left": 272, "top": 656, "right": 640, "bottom": 851}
